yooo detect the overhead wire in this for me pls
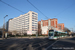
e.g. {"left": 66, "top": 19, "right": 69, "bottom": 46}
{"left": 0, "top": 0, "right": 25, "bottom": 13}
{"left": 0, "top": 0, "right": 49, "bottom": 19}
{"left": 55, "top": 3, "right": 75, "bottom": 17}
{"left": 27, "top": 0, "right": 49, "bottom": 19}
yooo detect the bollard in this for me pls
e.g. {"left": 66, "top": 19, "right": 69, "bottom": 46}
{"left": 5, "top": 33, "right": 7, "bottom": 39}
{"left": 26, "top": 44, "right": 34, "bottom": 50}
{"left": 42, "top": 48, "right": 46, "bottom": 50}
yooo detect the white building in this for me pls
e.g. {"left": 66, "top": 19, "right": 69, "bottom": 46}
{"left": 8, "top": 11, "right": 38, "bottom": 35}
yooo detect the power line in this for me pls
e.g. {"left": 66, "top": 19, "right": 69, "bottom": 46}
{"left": 0, "top": 0, "right": 25, "bottom": 13}
{"left": 27, "top": 0, "right": 49, "bottom": 19}
{"left": 55, "top": 3, "right": 75, "bottom": 17}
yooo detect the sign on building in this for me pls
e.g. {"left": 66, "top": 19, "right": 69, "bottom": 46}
{"left": 27, "top": 31, "right": 32, "bottom": 35}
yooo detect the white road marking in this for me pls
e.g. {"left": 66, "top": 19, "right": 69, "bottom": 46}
{"left": 46, "top": 40, "right": 59, "bottom": 50}
{"left": 33, "top": 40, "right": 49, "bottom": 46}
{"left": 34, "top": 41, "right": 50, "bottom": 50}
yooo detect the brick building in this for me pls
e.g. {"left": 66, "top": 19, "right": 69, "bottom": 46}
{"left": 38, "top": 18, "right": 64, "bottom": 35}
{"left": 57, "top": 23, "right": 64, "bottom": 30}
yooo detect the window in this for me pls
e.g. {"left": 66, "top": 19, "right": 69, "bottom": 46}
{"left": 32, "top": 20, "right": 34, "bottom": 21}
{"left": 32, "top": 25, "right": 34, "bottom": 26}
{"left": 49, "top": 32, "right": 54, "bottom": 36}
{"left": 26, "top": 17, "right": 28, "bottom": 18}
{"left": 59, "top": 26, "right": 61, "bottom": 30}
{"left": 32, "top": 27, "right": 34, "bottom": 28}
{"left": 32, "top": 30, "right": 34, "bottom": 31}
{"left": 32, "top": 22, "right": 34, "bottom": 24}
{"left": 32, "top": 15, "right": 37, "bottom": 17}
{"left": 32, "top": 15, "right": 34, "bottom": 17}
{"left": 28, "top": 16, "right": 29, "bottom": 17}
{"left": 32, "top": 13, "right": 34, "bottom": 14}
{"left": 32, "top": 18, "right": 34, "bottom": 19}
{"left": 35, "top": 23, "right": 37, "bottom": 24}
{"left": 28, "top": 14, "right": 29, "bottom": 15}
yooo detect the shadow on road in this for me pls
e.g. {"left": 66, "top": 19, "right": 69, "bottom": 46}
{"left": 0, "top": 38, "right": 48, "bottom": 50}
{"left": 48, "top": 37, "right": 75, "bottom": 50}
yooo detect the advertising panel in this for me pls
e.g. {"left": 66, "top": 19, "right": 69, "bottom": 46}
{"left": 27, "top": 31, "right": 32, "bottom": 35}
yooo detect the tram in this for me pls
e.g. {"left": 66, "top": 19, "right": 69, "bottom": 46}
{"left": 48, "top": 29, "right": 67, "bottom": 40}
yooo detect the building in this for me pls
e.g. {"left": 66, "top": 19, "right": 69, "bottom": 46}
{"left": 38, "top": 18, "right": 64, "bottom": 35}
{"left": 7, "top": 11, "right": 38, "bottom": 35}
{"left": 57, "top": 23, "right": 64, "bottom": 30}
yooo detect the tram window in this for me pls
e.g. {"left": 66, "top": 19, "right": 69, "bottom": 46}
{"left": 59, "top": 33, "right": 61, "bottom": 36}
{"left": 49, "top": 30, "right": 54, "bottom": 32}
{"left": 49, "top": 32, "right": 53, "bottom": 36}
{"left": 61, "top": 33, "right": 63, "bottom": 36}
{"left": 54, "top": 32, "right": 58, "bottom": 36}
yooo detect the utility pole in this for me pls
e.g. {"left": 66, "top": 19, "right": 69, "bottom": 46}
{"left": 2, "top": 15, "right": 8, "bottom": 39}
{"left": 72, "top": 28, "right": 73, "bottom": 32}
{"left": 70, "top": 28, "right": 73, "bottom": 32}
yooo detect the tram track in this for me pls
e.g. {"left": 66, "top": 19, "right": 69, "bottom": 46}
{"left": 0, "top": 38, "right": 49, "bottom": 50}
{"left": 0, "top": 37, "right": 56, "bottom": 50}
{"left": 18, "top": 39, "right": 50, "bottom": 50}
{"left": 33, "top": 40, "right": 56, "bottom": 50}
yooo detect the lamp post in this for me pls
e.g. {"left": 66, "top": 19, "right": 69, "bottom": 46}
{"left": 2, "top": 15, "right": 8, "bottom": 39}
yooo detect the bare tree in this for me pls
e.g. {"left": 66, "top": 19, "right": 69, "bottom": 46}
{"left": 38, "top": 22, "right": 41, "bottom": 35}
{"left": 0, "top": 28, "right": 7, "bottom": 38}
{"left": 12, "top": 30, "right": 17, "bottom": 36}
{"left": 63, "top": 27, "right": 71, "bottom": 33}
{"left": 7, "top": 31, "right": 12, "bottom": 35}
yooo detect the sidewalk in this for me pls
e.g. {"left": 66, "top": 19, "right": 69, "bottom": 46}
{"left": 59, "top": 36, "right": 75, "bottom": 39}
{"left": 0, "top": 36, "right": 48, "bottom": 40}
{"left": 10, "top": 36, "right": 48, "bottom": 39}
{"left": 1, "top": 36, "right": 74, "bottom": 40}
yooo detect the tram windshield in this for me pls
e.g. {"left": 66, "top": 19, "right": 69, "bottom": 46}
{"left": 49, "top": 30, "right": 54, "bottom": 36}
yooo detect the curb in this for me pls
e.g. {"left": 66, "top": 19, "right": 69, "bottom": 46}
{"left": 0, "top": 37, "right": 48, "bottom": 40}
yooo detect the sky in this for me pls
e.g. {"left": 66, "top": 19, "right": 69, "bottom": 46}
{"left": 0, "top": 0, "right": 75, "bottom": 31}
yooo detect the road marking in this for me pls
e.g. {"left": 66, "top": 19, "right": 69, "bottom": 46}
{"left": 46, "top": 40, "right": 59, "bottom": 50}
{"left": 33, "top": 40, "right": 49, "bottom": 46}
{"left": 34, "top": 41, "right": 50, "bottom": 50}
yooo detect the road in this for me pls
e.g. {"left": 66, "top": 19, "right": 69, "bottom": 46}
{"left": 0, "top": 37, "right": 55, "bottom": 50}
{"left": 47, "top": 36, "right": 75, "bottom": 50}
{"left": 0, "top": 36, "right": 75, "bottom": 50}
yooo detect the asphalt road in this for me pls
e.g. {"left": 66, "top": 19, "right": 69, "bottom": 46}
{"left": 0, "top": 36, "right": 75, "bottom": 50}
{"left": 47, "top": 37, "right": 75, "bottom": 50}
{"left": 0, "top": 37, "right": 55, "bottom": 50}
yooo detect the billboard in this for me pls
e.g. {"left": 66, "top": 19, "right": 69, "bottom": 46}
{"left": 27, "top": 31, "right": 32, "bottom": 35}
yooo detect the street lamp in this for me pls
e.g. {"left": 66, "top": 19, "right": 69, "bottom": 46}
{"left": 4, "top": 15, "right": 8, "bottom": 28}
{"left": 2, "top": 15, "right": 8, "bottom": 39}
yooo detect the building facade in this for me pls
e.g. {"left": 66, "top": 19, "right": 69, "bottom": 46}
{"left": 8, "top": 11, "right": 38, "bottom": 35}
{"left": 38, "top": 18, "right": 64, "bottom": 35}
{"left": 57, "top": 23, "right": 64, "bottom": 30}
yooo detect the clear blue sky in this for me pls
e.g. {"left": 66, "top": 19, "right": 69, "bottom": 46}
{"left": 0, "top": 0, "right": 75, "bottom": 31}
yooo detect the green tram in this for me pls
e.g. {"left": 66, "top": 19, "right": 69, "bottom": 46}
{"left": 48, "top": 30, "right": 67, "bottom": 40}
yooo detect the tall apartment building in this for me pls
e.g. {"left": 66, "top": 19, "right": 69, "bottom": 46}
{"left": 38, "top": 18, "right": 64, "bottom": 35}
{"left": 8, "top": 11, "right": 38, "bottom": 35}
